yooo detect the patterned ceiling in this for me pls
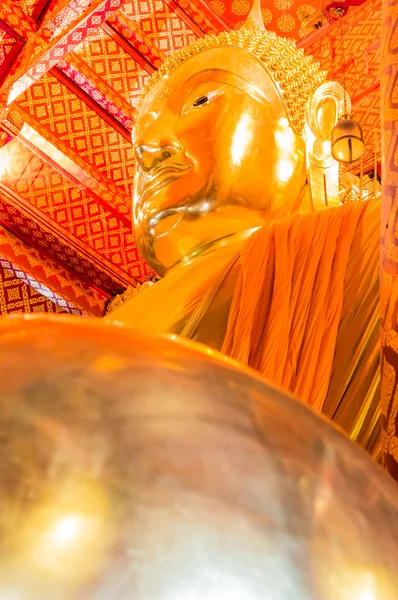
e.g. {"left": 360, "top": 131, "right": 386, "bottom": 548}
{"left": 0, "top": 0, "right": 380, "bottom": 315}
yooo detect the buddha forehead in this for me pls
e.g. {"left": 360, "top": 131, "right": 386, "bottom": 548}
{"left": 137, "top": 46, "right": 282, "bottom": 118}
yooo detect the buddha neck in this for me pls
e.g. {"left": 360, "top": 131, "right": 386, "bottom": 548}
{"left": 156, "top": 183, "right": 312, "bottom": 278}
{"left": 166, "top": 227, "right": 260, "bottom": 278}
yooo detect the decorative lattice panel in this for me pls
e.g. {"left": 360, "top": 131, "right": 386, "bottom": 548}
{"left": 121, "top": 0, "right": 197, "bottom": 54}
{"left": 16, "top": 72, "right": 135, "bottom": 196}
{"left": 73, "top": 27, "right": 151, "bottom": 110}
{"left": 0, "top": 262, "right": 71, "bottom": 315}
{"left": 0, "top": 139, "right": 148, "bottom": 281}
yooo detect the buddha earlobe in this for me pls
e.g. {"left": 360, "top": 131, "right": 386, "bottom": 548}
{"left": 304, "top": 82, "right": 351, "bottom": 210}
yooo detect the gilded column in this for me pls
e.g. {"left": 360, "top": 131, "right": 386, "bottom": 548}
{"left": 380, "top": 0, "right": 398, "bottom": 480}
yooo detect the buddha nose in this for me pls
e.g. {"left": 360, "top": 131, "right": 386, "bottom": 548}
{"left": 135, "top": 144, "right": 178, "bottom": 173}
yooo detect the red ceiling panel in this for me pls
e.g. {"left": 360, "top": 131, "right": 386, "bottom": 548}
{"left": 0, "top": 256, "right": 85, "bottom": 314}
{"left": 72, "top": 26, "right": 151, "bottom": 110}
{"left": 0, "top": 138, "right": 148, "bottom": 280}
{"left": 0, "top": 262, "right": 72, "bottom": 315}
{"left": 16, "top": 72, "right": 135, "bottom": 197}
{"left": 0, "top": 29, "right": 17, "bottom": 68}
{"left": 120, "top": 0, "right": 197, "bottom": 54}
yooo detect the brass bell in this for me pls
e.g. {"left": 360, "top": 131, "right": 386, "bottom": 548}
{"left": 331, "top": 115, "right": 366, "bottom": 164}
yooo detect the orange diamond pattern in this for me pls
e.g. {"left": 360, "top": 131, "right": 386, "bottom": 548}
{"left": 16, "top": 73, "right": 135, "bottom": 197}
{"left": 0, "top": 263, "right": 69, "bottom": 315}
{"left": 121, "top": 0, "right": 196, "bottom": 55}
{"left": 72, "top": 27, "right": 151, "bottom": 110}
{"left": 1, "top": 139, "right": 147, "bottom": 280}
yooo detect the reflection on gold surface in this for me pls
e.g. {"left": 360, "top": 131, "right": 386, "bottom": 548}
{"left": 276, "top": 157, "right": 295, "bottom": 183}
{"left": 230, "top": 113, "right": 253, "bottom": 166}
{"left": 0, "top": 317, "right": 396, "bottom": 599}
{"left": 0, "top": 145, "right": 12, "bottom": 180}
{"left": 1, "top": 478, "right": 110, "bottom": 595}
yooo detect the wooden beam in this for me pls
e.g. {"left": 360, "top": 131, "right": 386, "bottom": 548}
{"left": 8, "top": 102, "right": 132, "bottom": 221}
{"left": 164, "top": 0, "right": 205, "bottom": 37}
{"left": 101, "top": 21, "right": 156, "bottom": 74}
{"left": 50, "top": 66, "right": 132, "bottom": 142}
{"left": 66, "top": 52, "right": 136, "bottom": 124}
{"left": 0, "top": 222, "right": 108, "bottom": 316}
{"left": 0, "top": 181, "right": 137, "bottom": 292}
{"left": 106, "top": 12, "right": 165, "bottom": 68}
{"left": 4, "top": 0, "right": 130, "bottom": 104}
{"left": 175, "top": 0, "right": 230, "bottom": 33}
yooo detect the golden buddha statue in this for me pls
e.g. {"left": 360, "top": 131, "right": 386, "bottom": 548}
{"left": 107, "top": 12, "right": 380, "bottom": 455}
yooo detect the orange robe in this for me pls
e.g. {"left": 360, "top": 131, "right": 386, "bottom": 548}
{"left": 222, "top": 200, "right": 380, "bottom": 452}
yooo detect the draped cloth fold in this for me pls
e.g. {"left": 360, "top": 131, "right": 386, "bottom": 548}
{"left": 222, "top": 201, "right": 378, "bottom": 414}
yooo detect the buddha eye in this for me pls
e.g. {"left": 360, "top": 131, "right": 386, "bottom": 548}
{"left": 190, "top": 90, "right": 220, "bottom": 110}
{"left": 193, "top": 95, "right": 209, "bottom": 107}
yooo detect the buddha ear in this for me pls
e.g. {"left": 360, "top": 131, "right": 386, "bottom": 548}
{"left": 304, "top": 82, "right": 351, "bottom": 211}
{"left": 305, "top": 81, "right": 351, "bottom": 143}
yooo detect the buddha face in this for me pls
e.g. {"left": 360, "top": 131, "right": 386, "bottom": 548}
{"left": 133, "top": 46, "right": 307, "bottom": 276}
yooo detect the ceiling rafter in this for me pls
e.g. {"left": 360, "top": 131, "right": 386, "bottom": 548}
{"left": 3, "top": 0, "right": 132, "bottom": 104}
{"left": 163, "top": 0, "right": 206, "bottom": 37}
{"left": 0, "top": 181, "right": 139, "bottom": 294}
{"left": 2, "top": 109, "right": 133, "bottom": 224}
{"left": 0, "top": 113, "right": 139, "bottom": 286}
{"left": 50, "top": 65, "right": 132, "bottom": 141}
{"left": 8, "top": 102, "right": 133, "bottom": 220}
{"left": 0, "top": 183, "right": 137, "bottom": 295}
{"left": 105, "top": 12, "right": 165, "bottom": 68}
{"left": 101, "top": 21, "right": 156, "bottom": 75}
{"left": 57, "top": 58, "right": 133, "bottom": 131}
{"left": 0, "top": 98, "right": 148, "bottom": 282}
{"left": 173, "top": 0, "right": 229, "bottom": 33}
{"left": 65, "top": 52, "right": 136, "bottom": 125}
